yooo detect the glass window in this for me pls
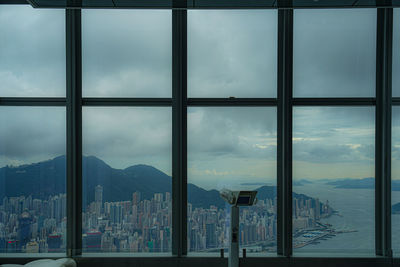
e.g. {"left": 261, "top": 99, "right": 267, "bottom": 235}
{"left": 293, "top": 9, "right": 376, "bottom": 97}
{"left": 393, "top": 9, "right": 400, "bottom": 97}
{"left": 82, "top": 107, "right": 171, "bottom": 253}
{"left": 0, "top": 5, "right": 65, "bottom": 97}
{"left": 392, "top": 106, "right": 400, "bottom": 255}
{"left": 188, "top": 10, "right": 277, "bottom": 98}
{"left": 0, "top": 107, "right": 66, "bottom": 254}
{"left": 293, "top": 107, "right": 375, "bottom": 255}
{"left": 82, "top": 10, "right": 172, "bottom": 97}
{"left": 187, "top": 107, "right": 277, "bottom": 255}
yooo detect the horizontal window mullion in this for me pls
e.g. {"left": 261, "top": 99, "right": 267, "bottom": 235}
{"left": 0, "top": 1, "right": 30, "bottom": 5}
{"left": 293, "top": 98, "right": 376, "bottom": 106}
{"left": 82, "top": 98, "right": 172, "bottom": 106}
{"left": 392, "top": 98, "right": 400, "bottom": 105}
{"left": 0, "top": 97, "right": 66, "bottom": 106}
{"left": 187, "top": 98, "right": 278, "bottom": 106}
{"left": 19, "top": 1, "right": 400, "bottom": 9}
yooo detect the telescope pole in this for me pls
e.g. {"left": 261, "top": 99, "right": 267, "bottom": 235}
{"left": 229, "top": 206, "right": 239, "bottom": 267}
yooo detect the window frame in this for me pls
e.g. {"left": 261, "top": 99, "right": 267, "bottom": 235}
{"left": 0, "top": 1, "right": 396, "bottom": 264}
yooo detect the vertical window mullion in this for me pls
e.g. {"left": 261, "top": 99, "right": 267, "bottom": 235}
{"left": 277, "top": 8, "right": 293, "bottom": 257}
{"left": 66, "top": 8, "right": 83, "bottom": 257}
{"left": 172, "top": 9, "right": 187, "bottom": 257}
{"left": 375, "top": 7, "right": 393, "bottom": 257}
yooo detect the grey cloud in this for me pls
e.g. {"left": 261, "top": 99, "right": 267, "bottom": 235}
{"left": 392, "top": 9, "right": 400, "bottom": 96}
{"left": 294, "top": 142, "right": 374, "bottom": 164}
{"left": 0, "top": 5, "right": 65, "bottom": 97}
{"left": 0, "top": 107, "right": 66, "bottom": 166}
{"left": 391, "top": 107, "right": 400, "bottom": 161}
{"left": 293, "top": 107, "right": 375, "bottom": 164}
{"left": 294, "top": 107, "right": 374, "bottom": 132}
{"left": 83, "top": 107, "right": 171, "bottom": 172}
{"left": 293, "top": 9, "right": 376, "bottom": 97}
{"left": 82, "top": 9, "right": 171, "bottom": 97}
{"left": 188, "top": 107, "right": 276, "bottom": 159}
{"left": 188, "top": 10, "right": 277, "bottom": 98}
{"left": 0, "top": 7, "right": 381, "bottom": 184}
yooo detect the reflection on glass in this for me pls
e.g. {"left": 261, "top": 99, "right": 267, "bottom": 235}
{"left": 82, "top": 10, "right": 172, "bottom": 97}
{"left": 187, "top": 107, "right": 277, "bottom": 254}
{"left": 0, "top": 5, "right": 65, "bottom": 97}
{"left": 0, "top": 107, "right": 66, "bottom": 253}
{"left": 188, "top": 10, "right": 277, "bottom": 98}
{"left": 293, "top": 107, "right": 375, "bottom": 254}
{"left": 392, "top": 107, "right": 400, "bottom": 254}
{"left": 293, "top": 9, "right": 376, "bottom": 97}
{"left": 393, "top": 9, "right": 400, "bottom": 97}
{"left": 82, "top": 107, "right": 171, "bottom": 253}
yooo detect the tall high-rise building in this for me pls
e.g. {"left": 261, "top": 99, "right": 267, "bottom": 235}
{"left": 315, "top": 198, "right": 320, "bottom": 219}
{"left": 95, "top": 185, "right": 103, "bottom": 216}
{"left": 47, "top": 234, "right": 62, "bottom": 252}
{"left": 83, "top": 231, "right": 102, "bottom": 252}
{"left": 17, "top": 211, "right": 32, "bottom": 251}
{"left": 206, "top": 223, "right": 216, "bottom": 248}
{"left": 95, "top": 185, "right": 103, "bottom": 204}
{"left": 132, "top": 191, "right": 141, "bottom": 206}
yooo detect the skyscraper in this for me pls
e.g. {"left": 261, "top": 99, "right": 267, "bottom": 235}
{"left": 95, "top": 185, "right": 103, "bottom": 216}
{"left": 17, "top": 211, "right": 32, "bottom": 251}
{"left": 132, "top": 191, "right": 141, "bottom": 206}
{"left": 206, "top": 223, "right": 216, "bottom": 248}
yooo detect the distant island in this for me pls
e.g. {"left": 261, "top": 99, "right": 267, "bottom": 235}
{"left": 326, "top": 177, "right": 400, "bottom": 191}
{"left": 293, "top": 179, "right": 313, "bottom": 186}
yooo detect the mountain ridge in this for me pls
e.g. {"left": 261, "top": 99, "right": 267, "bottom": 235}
{"left": 0, "top": 156, "right": 314, "bottom": 209}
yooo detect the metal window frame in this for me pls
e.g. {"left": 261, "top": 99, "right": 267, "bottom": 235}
{"left": 277, "top": 8, "right": 293, "bottom": 257}
{"left": 0, "top": 2, "right": 398, "bottom": 264}
{"left": 9, "top": 0, "right": 400, "bottom": 9}
{"left": 376, "top": 7, "right": 393, "bottom": 257}
{"left": 172, "top": 9, "right": 187, "bottom": 256}
{"left": 66, "top": 8, "right": 83, "bottom": 257}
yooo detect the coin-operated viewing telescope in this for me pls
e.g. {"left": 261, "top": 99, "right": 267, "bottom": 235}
{"left": 220, "top": 189, "right": 258, "bottom": 267}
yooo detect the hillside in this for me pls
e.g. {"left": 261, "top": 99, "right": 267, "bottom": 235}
{"left": 0, "top": 156, "right": 316, "bottom": 209}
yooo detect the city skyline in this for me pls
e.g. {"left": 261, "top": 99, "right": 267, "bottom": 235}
{"left": 0, "top": 182, "right": 333, "bottom": 253}
{"left": 0, "top": 154, "right": 391, "bottom": 254}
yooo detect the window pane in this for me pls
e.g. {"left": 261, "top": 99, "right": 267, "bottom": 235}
{"left": 188, "top": 108, "right": 277, "bottom": 255}
{"left": 293, "top": 9, "right": 376, "bottom": 97}
{"left": 293, "top": 107, "right": 375, "bottom": 255}
{"left": 188, "top": 10, "right": 277, "bottom": 98}
{"left": 82, "top": 10, "right": 172, "bottom": 97}
{"left": 0, "top": 107, "right": 66, "bottom": 254}
{"left": 392, "top": 107, "right": 400, "bottom": 254}
{"left": 82, "top": 107, "right": 171, "bottom": 253}
{"left": 0, "top": 5, "right": 65, "bottom": 97}
{"left": 393, "top": 9, "right": 400, "bottom": 97}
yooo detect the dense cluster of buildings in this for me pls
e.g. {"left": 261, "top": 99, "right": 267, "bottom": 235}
{"left": 0, "top": 186, "right": 333, "bottom": 253}
{"left": 293, "top": 197, "right": 333, "bottom": 231}
{"left": 188, "top": 199, "right": 277, "bottom": 252}
{"left": 0, "top": 194, "right": 67, "bottom": 253}
{"left": 82, "top": 186, "right": 171, "bottom": 252}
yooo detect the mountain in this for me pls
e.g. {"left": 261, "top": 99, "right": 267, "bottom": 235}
{"left": 0, "top": 155, "right": 66, "bottom": 200}
{"left": 0, "top": 156, "right": 316, "bottom": 209}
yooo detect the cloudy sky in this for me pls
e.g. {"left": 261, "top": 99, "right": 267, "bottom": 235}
{"left": 0, "top": 5, "right": 398, "bottom": 190}
{"left": 0, "top": 5, "right": 65, "bottom": 97}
